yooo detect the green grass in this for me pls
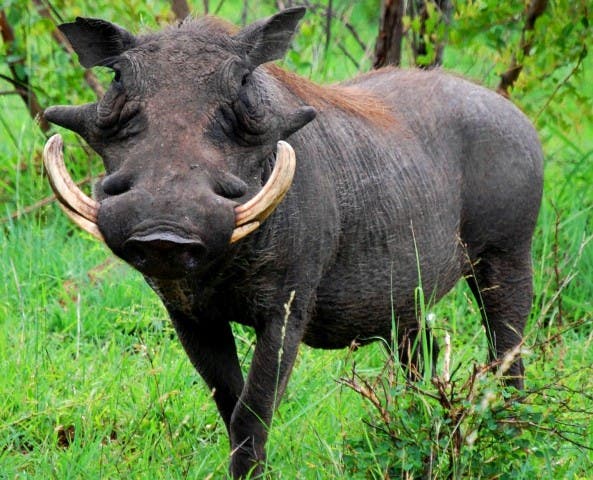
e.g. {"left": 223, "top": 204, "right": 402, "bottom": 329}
{"left": 1, "top": 1, "right": 593, "bottom": 478}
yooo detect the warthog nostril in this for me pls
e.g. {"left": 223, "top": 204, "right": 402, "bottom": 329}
{"left": 101, "top": 172, "right": 133, "bottom": 196}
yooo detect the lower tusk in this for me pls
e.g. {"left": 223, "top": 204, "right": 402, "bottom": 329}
{"left": 231, "top": 141, "right": 295, "bottom": 243}
{"left": 230, "top": 221, "right": 260, "bottom": 244}
{"left": 43, "top": 133, "right": 103, "bottom": 241}
{"left": 57, "top": 202, "right": 105, "bottom": 241}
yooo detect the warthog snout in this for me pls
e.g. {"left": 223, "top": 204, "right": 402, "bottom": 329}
{"left": 122, "top": 231, "right": 207, "bottom": 278}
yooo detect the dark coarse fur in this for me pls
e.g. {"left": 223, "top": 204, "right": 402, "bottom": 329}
{"left": 44, "top": 8, "right": 543, "bottom": 479}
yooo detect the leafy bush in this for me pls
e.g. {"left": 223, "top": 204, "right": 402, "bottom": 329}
{"left": 340, "top": 318, "right": 593, "bottom": 478}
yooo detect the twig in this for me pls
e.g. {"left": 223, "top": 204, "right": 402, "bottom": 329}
{"left": 338, "top": 371, "right": 392, "bottom": 427}
{"left": 36, "top": 0, "right": 63, "bottom": 23}
{"left": 213, "top": 0, "right": 227, "bottom": 15}
{"left": 241, "top": 0, "right": 249, "bottom": 26}
{"left": 551, "top": 203, "right": 563, "bottom": 326}
{"left": 1, "top": 175, "right": 96, "bottom": 224}
{"left": 409, "top": 0, "right": 452, "bottom": 68}
{"left": 0, "top": 89, "right": 26, "bottom": 96}
{"left": 535, "top": 45, "right": 587, "bottom": 122}
{"left": 337, "top": 42, "right": 359, "bottom": 69}
{"left": 536, "top": 232, "right": 591, "bottom": 325}
{"left": 529, "top": 318, "right": 588, "bottom": 360}
{"left": 324, "top": 0, "right": 333, "bottom": 54}
{"left": 298, "top": 1, "right": 368, "bottom": 52}
{"left": 342, "top": 18, "right": 367, "bottom": 53}
{"left": 0, "top": 73, "right": 26, "bottom": 89}
{"left": 497, "top": 0, "right": 548, "bottom": 97}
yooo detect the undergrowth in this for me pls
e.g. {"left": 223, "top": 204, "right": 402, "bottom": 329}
{"left": 340, "top": 322, "right": 593, "bottom": 479}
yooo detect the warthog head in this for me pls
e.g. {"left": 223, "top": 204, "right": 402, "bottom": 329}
{"left": 44, "top": 8, "right": 315, "bottom": 279}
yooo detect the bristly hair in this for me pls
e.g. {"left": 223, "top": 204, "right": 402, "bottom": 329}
{"left": 177, "top": 14, "right": 239, "bottom": 34}
{"left": 267, "top": 65, "right": 394, "bottom": 129}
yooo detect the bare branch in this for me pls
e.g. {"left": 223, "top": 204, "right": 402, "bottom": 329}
{"left": 497, "top": 0, "right": 549, "bottom": 97}
{"left": 324, "top": 0, "right": 333, "bottom": 53}
{"left": 338, "top": 371, "right": 393, "bottom": 427}
{"left": 241, "top": 0, "right": 249, "bottom": 26}
{"left": 535, "top": 45, "right": 587, "bottom": 121}
{"left": 213, "top": 0, "right": 227, "bottom": 15}
{"left": 337, "top": 42, "right": 360, "bottom": 69}
{"left": 298, "top": 1, "right": 367, "bottom": 52}
{"left": 0, "top": 89, "right": 27, "bottom": 96}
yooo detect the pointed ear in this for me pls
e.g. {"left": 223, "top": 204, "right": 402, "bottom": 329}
{"left": 59, "top": 18, "right": 136, "bottom": 68}
{"left": 234, "top": 7, "right": 306, "bottom": 69}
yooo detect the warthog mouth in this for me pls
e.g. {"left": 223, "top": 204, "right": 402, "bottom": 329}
{"left": 43, "top": 134, "right": 296, "bottom": 244}
{"left": 122, "top": 230, "right": 207, "bottom": 277}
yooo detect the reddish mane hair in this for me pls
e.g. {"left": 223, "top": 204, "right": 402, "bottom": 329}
{"left": 267, "top": 65, "right": 394, "bottom": 128}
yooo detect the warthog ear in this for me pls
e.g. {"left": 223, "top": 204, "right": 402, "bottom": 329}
{"left": 235, "top": 7, "right": 306, "bottom": 69}
{"left": 59, "top": 18, "right": 136, "bottom": 68}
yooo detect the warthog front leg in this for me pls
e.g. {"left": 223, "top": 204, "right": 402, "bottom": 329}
{"left": 229, "top": 292, "right": 305, "bottom": 479}
{"left": 170, "top": 313, "right": 245, "bottom": 430}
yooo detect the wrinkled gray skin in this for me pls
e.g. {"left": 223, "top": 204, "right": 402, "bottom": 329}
{"left": 44, "top": 8, "right": 543, "bottom": 478}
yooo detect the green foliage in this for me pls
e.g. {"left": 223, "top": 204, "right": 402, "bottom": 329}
{"left": 0, "top": 0, "right": 592, "bottom": 478}
{"left": 449, "top": 0, "right": 593, "bottom": 135}
{"left": 341, "top": 339, "right": 593, "bottom": 478}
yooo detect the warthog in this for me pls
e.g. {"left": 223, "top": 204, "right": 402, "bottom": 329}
{"left": 43, "top": 7, "right": 543, "bottom": 478}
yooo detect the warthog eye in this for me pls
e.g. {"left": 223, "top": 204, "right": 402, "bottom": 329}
{"left": 94, "top": 63, "right": 144, "bottom": 139}
{"left": 233, "top": 78, "right": 268, "bottom": 137}
{"left": 96, "top": 83, "right": 126, "bottom": 129}
{"left": 241, "top": 72, "right": 250, "bottom": 86}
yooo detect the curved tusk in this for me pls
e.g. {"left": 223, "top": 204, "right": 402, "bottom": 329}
{"left": 230, "top": 221, "right": 260, "bottom": 244}
{"left": 57, "top": 202, "right": 105, "bottom": 241}
{"left": 44, "top": 134, "right": 99, "bottom": 222}
{"left": 231, "top": 140, "right": 296, "bottom": 243}
{"left": 43, "top": 134, "right": 103, "bottom": 240}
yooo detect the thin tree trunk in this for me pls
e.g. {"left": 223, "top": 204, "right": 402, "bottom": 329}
{"left": 0, "top": 10, "right": 49, "bottom": 131}
{"left": 241, "top": 0, "right": 249, "bottom": 26}
{"left": 171, "top": 0, "right": 191, "bottom": 20}
{"left": 373, "top": 0, "right": 405, "bottom": 68}
{"left": 497, "top": 0, "right": 548, "bottom": 97}
{"left": 324, "top": 0, "right": 333, "bottom": 53}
